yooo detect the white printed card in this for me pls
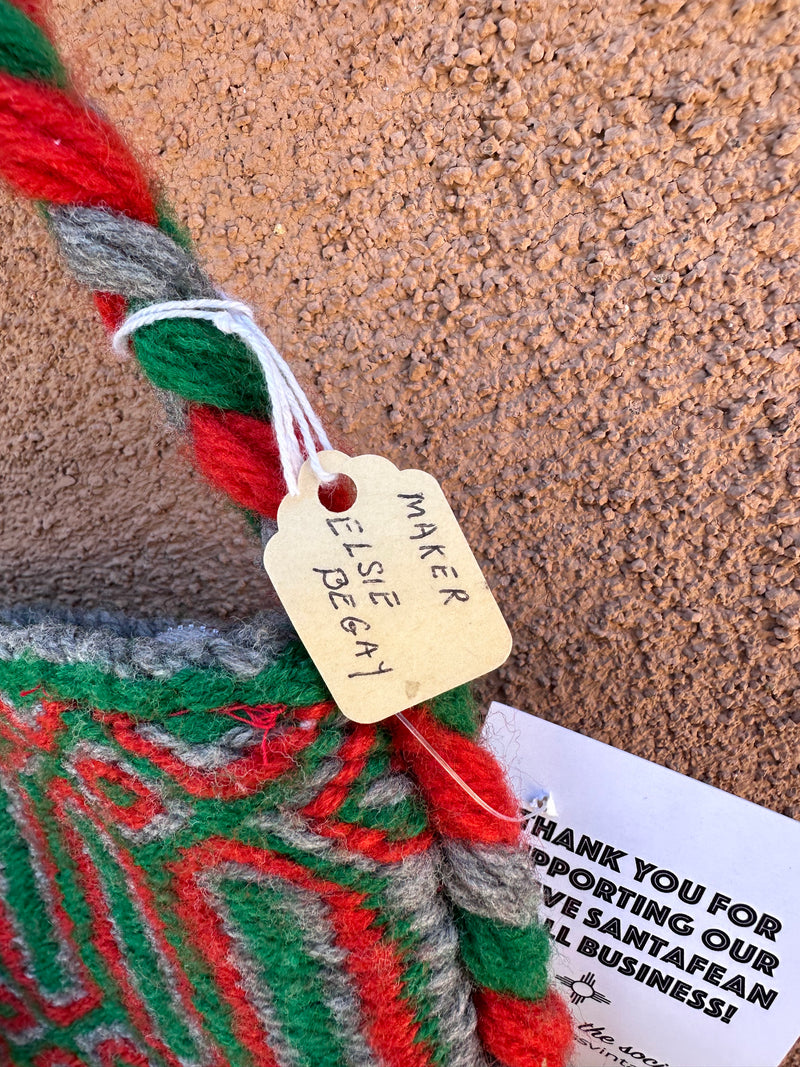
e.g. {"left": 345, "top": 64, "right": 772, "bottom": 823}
{"left": 483, "top": 702, "right": 800, "bottom": 1067}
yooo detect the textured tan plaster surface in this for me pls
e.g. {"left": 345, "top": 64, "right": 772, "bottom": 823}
{"left": 0, "top": 1, "right": 798, "bottom": 1058}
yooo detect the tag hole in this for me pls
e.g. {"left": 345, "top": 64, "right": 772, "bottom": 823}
{"left": 318, "top": 474, "right": 357, "bottom": 513}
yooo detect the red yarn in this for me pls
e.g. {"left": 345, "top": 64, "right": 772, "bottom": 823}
{"left": 0, "top": 49, "right": 341, "bottom": 523}
{"left": 11, "top": 0, "right": 47, "bottom": 25}
{"left": 94, "top": 292, "right": 128, "bottom": 332}
{"left": 0, "top": 782, "right": 103, "bottom": 1027}
{"left": 188, "top": 405, "right": 286, "bottom": 518}
{"left": 99, "top": 703, "right": 334, "bottom": 799}
{"left": 47, "top": 781, "right": 186, "bottom": 1067}
{"left": 389, "top": 707, "right": 521, "bottom": 846}
{"left": 0, "top": 73, "right": 156, "bottom": 223}
{"left": 218, "top": 703, "right": 283, "bottom": 764}
{"left": 301, "top": 724, "right": 375, "bottom": 821}
{"left": 96, "top": 1039, "right": 151, "bottom": 1067}
{"left": 475, "top": 989, "right": 573, "bottom": 1067}
{"left": 32, "top": 1053, "right": 87, "bottom": 1067}
{"left": 188, "top": 405, "right": 354, "bottom": 518}
{"left": 173, "top": 839, "right": 435, "bottom": 1067}
{"left": 72, "top": 756, "right": 162, "bottom": 831}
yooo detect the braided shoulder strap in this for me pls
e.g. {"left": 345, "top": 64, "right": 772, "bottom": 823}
{"left": 1, "top": 0, "right": 286, "bottom": 527}
{"left": 0, "top": 4, "right": 573, "bottom": 1063}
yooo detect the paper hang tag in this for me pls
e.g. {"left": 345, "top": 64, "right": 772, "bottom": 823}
{"left": 263, "top": 451, "right": 512, "bottom": 723}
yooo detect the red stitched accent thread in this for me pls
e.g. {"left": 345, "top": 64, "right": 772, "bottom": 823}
{"left": 389, "top": 706, "right": 521, "bottom": 846}
{"left": 97, "top": 702, "right": 334, "bottom": 799}
{"left": 0, "top": 73, "right": 156, "bottom": 223}
{"left": 218, "top": 702, "right": 283, "bottom": 763}
{"left": 0, "top": 11, "right": 569, "bottom": 1053}
{"left": 474, "top": 989, "right": 573, "bottom": 1067}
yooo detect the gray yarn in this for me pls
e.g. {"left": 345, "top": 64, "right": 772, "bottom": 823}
{"left": 248, "top": 800, "right": 487, "bottom": 1067}
{"left": 247, "top": 873, "right": 378, "bottom": 1067}
{"left": 199, "top": 867, "right": 298, "bottom": 1067}
{"left": 248, "top": 810, "right": 383, "bottom": 875}
{"left": 134, "top": 722, "right": 267, "bottom": 771}
{"left": 0, "top": 604, "right": 179, "bottom": 637}
{"left": 358, "top": 771, "right": 415, "bottom": 810}
{"left": 64, "top": 739, "right": 193, "bottom": 844}
{"left": 384, "top": 851, "right": 487, "bottom": 1067}
{"left": 0, "top": 775, "right": 86, "bottom": 990}
{"left": 260, "top": 517, "right": 279, "bottom": 550}
{"left": 0, "top": 605, "right": 295, "bottom": 679}
{"left": 49, "top": 206, "right": 215, "bottom": 303}
{"left": 4, "top": 193, "right": 538, "bottom": 1059}
{"left": 442, "top": 840, "right": 541, "bottom": 927}
{"left": 279, "top": 756, "right": 346, "bottom": 809}
{"left": 75, "top": 1022, "right": 153, "bottom": 1065}
{"left": 152, "top": 385, "right": 188, "bottom": 433}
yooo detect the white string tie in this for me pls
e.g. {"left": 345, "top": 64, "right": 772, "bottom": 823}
{"left": 112, "top": 297, "right": 336, "bottom": 496}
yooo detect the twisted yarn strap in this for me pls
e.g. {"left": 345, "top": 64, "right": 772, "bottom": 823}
{"left": 395, "top": 712, "right": 524, "bottom": 824}
{"left": 0, "top": 3, "right": 574, "bottom": 1063}
{"left": 0, "top": 4, "right": 307, "bottom": 524}
{"left": 390, "top": 706, "right": 574, "bottom": 1064}
{"left": 113, "top": 298, "right": 336, "bottom": 496}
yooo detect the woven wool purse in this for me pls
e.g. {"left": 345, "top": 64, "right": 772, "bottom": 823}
{"left": 0, "top": 4, "right": 573, "bottom": 1065}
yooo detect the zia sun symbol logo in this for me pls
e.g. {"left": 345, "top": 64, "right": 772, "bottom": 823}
{"left": 556, "top": 971, "right": 611, "bottom": 1007}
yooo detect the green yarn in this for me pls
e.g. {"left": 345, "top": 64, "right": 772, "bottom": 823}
{"left": 380, "top": 910, "right": 446, "bottom": 1065}
{"left": 161, "top": 913, "right": 242, "bottom": 1061}
{"left": 428, "top": 684, "right": 481, "bottom": 737}
{"left": 0, "top": 5, "right": 569, "bottom": 1060}
{"left": 337, "top": 735, "right": 430, "bottom": 841}
{"left": 226, "top": 879, "right": 351, "bottom": 1067}
{"left": 0, "top": 646, "right": 479, "bottom": 738}
{"left": 131, "top": 315, "right": 271, "bottom": 415}
{"left": 242, "top": 505, "right": 264, "bottom": 538}
{"left": 71, "top": 807, "right": 201, "bottom": 1060}
{"left": 56, "top": 704, "right": 348, "bottom": 844}
{"left": 18, "top": 776, "right": 141, "bottom": 1061}
{"left": 0, "top": 0, "right": 67, "bottom": 87}
{"left": 94, "top": 774, "right": 140, "bottom": 808}
{"left": 0, "top": 789, "right": 64, "bottom": 995}
{"left": 0, "top": 0, "right": 273, "bottom": 463}
{"left": 0, "top": 636, "right": 545, "bottom": 1065}
{"left": 0, "top": 639, "right": 327, "bottom": 722}
{"left": 1, "top": 703, "right": 448, "bottom": 1066}
{"left": 455, "top": 908, "right": 552, "bottom": 1001}
{"left": 155, "top": 199, "right": 195, "bottom": 252}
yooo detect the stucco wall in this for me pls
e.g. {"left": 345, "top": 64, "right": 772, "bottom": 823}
{"left": 1, "top": 1, "right": 798, "bottom": 1059}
